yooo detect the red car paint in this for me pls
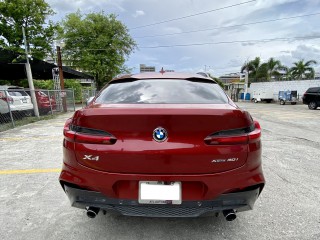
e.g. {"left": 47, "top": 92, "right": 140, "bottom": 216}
{"left": 27, "top": 90, "right": 57, "bottom": 113}
{"left": 59, "top": 72, "right": 265, "bottom": 218}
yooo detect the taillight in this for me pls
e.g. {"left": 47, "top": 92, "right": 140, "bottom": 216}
{"left": 248, "top": 121, "right": 261, "bottom": 144}
{"left": 63, "top": 119, "right": 74, "bottom": 142}
{"left": 204, "top": 121, "right": 261, "bottom": 145}
{"left": 74, "top": 134, "right": 116, "bottom": 144}
{"left": 0, "top": 96, "right": 14, "bottom": 104}
{"left": 63, "top": 120, "right": 117, "bottom": 145}
{"left": 204, "top": 135, "right": 248, "bottom": 145}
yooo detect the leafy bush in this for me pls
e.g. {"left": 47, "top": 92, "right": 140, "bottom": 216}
{"left": 1, "top": 78, "right": 86, "bottom": 102}
{"left": 64, "top": 79, "right": 82, "bottom": 101}
{"left": 33, "top": 80, "right": 54, "bottom": 89}
{"left": 0, "top": 80, "right": 11, "bottom": 85}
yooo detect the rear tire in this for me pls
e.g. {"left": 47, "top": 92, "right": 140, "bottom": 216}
{"left": 280, "top": 100, "right": 285, "bottom": 105}
{"left": 40, "top": 109, "right": 50, "bottom": 115}
{"left": 254, "top": 99, "right": 258, "bottom": 103}
{"left": 23, "top": 110, "right": 33, "bottom": 117}
{"left": 0, "top": 113, "right": 8, "bottom": 123}
{"left": 13, "top": 111, "right": 23, "bottom": 119}
{"left": 308, "top": 101, "right": 317, "bottom": 110}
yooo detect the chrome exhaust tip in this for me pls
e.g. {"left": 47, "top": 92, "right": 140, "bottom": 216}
{"left": 86, "top": 207, "right": 100, "bottom": 219}
{"left": 223, "top": 209, "right": 237, "bottom": 221}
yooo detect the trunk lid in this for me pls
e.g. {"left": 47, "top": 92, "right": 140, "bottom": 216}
{"left": 72, "top": 104, "right": 252, "bottom": 174}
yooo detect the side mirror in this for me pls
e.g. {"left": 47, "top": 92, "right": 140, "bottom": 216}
{"left": 86, "top": 96, "right": 95, "bottom": 106}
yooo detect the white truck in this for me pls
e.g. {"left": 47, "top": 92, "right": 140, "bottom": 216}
{"left": 251, "top": 90, "right": 274, "bottom": 103}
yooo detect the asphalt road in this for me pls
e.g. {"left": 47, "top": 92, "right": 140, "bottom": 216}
{"left": 0, "top": 102, "right": 319, "bottom": 240}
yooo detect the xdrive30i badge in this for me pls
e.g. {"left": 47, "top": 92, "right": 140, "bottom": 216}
{"left": 212, "top": 158, "right": 239, "bottom": 163}
{"left": 153, "top": 127, "right": 168, "bottom": 142}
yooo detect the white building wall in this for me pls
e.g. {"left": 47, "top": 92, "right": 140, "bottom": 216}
{"left": 248, "top": 80, "right": 320, "bottom": 100}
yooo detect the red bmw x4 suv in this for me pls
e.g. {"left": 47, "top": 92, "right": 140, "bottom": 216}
{"left": 59, "top": 72, "right": 265, "bottom": 221}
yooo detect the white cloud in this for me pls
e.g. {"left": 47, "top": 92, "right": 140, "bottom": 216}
{"left": 277, "top": 45, "right": 320, "bottom": 71}
{"left": 46, "top": 0, "right": 320, "bottom": 74}
{"left": 291, "top": 45, "right": 320, "bottom": 63}
{"left": 133, "top": 10, "right": 145, "bottom": 18}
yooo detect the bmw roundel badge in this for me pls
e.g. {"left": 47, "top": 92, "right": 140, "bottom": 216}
{"left": 153, "top": 127, "right": 168, "bottom": 142}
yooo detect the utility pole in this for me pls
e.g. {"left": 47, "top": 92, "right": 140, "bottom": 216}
{"left": 56, "top": 46, "right": 67, "bottom": 112}
{"left": 22, "top": 26, "right": 39, "bottom": 118}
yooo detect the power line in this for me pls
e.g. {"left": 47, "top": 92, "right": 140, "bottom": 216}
{"left": 133, "top": 12, "right": 320, "bottom": 38}
{"left": 63, "top": 35, "right": 320, "bottom": 52}
{"left": 130, "top": 0, "right": 256, "bottom": 30}
{"left": 139, "top": 35, "right": 320, "bottom": 48}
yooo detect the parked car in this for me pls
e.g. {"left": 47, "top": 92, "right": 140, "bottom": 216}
{"left": 0, "top": 86, "right": 34, "bottom": 117}
{"left": 25, "top": 90, "right": 57, "bottom": 114}
{"left": 59, "top": 72, "right": 265, "bottom": 221}
{"left": 302, "top": 87, "right": 320, "bottom": 110}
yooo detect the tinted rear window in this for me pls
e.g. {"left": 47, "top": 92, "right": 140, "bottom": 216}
{"left": 95, "top": 79, "right": 228, "bottom": 104}
{"left": 8, "top": 90, "right": 28, "bottom": 96}
{"left": 307, "top": 87, "right": 320, "bottom": 93}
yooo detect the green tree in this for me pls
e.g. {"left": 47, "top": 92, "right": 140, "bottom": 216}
{"left": 64, "top": 79, "right": 82, "bottom": 101}
{"left": 208, "top": 74, "right": 224, "bottom": 88}
{"left": 0, "top": 0, "right": 57, "bottom": 59}
{"left": 256, "top": 63, "right": 268, "bottom": 81}
{"left": 242, "top": 57, "right": 286, "bottom": 81}
{"left": 33, "top": 79, "right": 54, "bottom": 89}
{"left": 277, "top": 65, "right": 292, "bottom": 80}
{"left": 265, "top": 57, "right": 282, "bottom": 80}
{"left": 241, "top": 57, "right": 262, "bottom": 82}
{"left": 290, "top": 60, "right": 317, "bottom": 80}
{"left": 60, "top": 11, "right": 137, "bottom": 89}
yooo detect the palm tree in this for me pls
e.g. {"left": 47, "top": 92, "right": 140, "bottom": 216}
{"left": 277, "top": 65, "right": 292, "bottom": 80}
{"left": 256, "top": 63, "right": 268, "bottom": 81}
{"left": 290, "top": 60, "right": 317, "bottom": 80}
{"left": 266, "top": 58, "right": 282, "bottom": 80}
{"left": 241, "top": 57, "right": 262, "bottom": 82}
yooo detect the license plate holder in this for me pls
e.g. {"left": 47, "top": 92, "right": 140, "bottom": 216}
{"left": 139, "top": 181, "right": 182, "bottom": 205}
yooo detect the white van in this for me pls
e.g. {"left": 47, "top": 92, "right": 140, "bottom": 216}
{"left": 251, "top": 90, "right": 274, "bottom": 103}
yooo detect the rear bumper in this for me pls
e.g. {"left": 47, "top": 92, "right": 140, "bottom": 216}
{"left": 13, "top": 104, "right": 34, "bottom": 111}
{"left": 38, "top": 102, "right": 57, "bottom": 110}
{"left": 63, "top": 184, "right": 261, "bottom": 217}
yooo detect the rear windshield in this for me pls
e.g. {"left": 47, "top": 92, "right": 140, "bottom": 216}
{"left": 307, "top": 87, "right": 320, "bottom": 93}
{"left": 95, "top": 79, "right": 228, "bottom": 104}
{"left": 8, "top": 90, "right": 28, "bottom": 96}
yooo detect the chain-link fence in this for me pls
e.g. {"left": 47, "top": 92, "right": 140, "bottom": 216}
{"left": 0, "top": 88, "right": 76, "bottom": 131}
{"left": 81, "top": 88, "right": 97, "bottom": 107}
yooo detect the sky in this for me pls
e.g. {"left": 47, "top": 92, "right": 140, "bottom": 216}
{"left": 46, "top": 0, "right": 320, "bottom": 76}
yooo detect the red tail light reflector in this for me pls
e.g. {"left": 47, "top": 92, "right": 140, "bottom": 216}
{"left": 204, "top": 135, "right": 248, "bottom": 145}
{"left": 0, "top": 96, "right": 14, "bottom": 104}
{"left": 248, "top": 121, "right": 261, "bottom": 144}
{"left": 205, "top": 120, "right": 261, "bottom": 145}
{"left": 63, "top": 120, "right": 117, "bottom": 145}
{"left": 63, "top": 119, "right": 75, "bottom": 142}
{"left": 74, "top": 134, "right": 116, "bottom": 144}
